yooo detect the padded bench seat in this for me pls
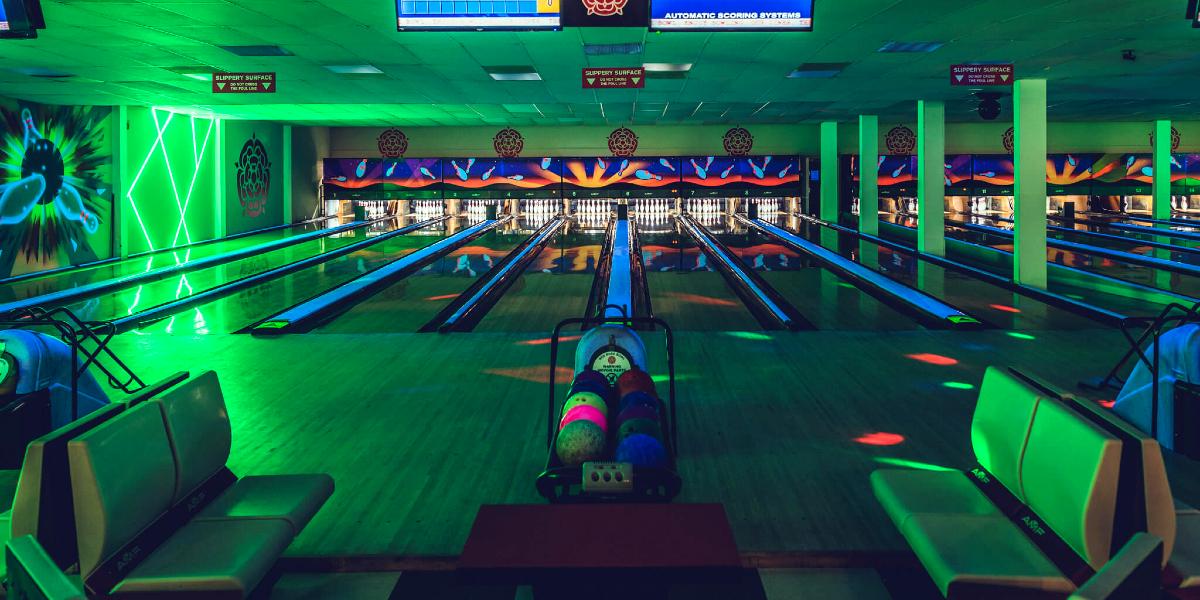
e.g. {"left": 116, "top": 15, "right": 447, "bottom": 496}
{"left": 112, "top": 518, "right": 292, "bottom": 598}
{"left": 870, "top": 470, "right": 1001, "bottom": 521}
{"left": 194, "top": 474, "right": 332, "bottom": 535}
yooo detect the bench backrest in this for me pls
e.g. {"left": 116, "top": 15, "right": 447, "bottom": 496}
{"left": 149, "top": 371, "right": 230, "bottom": 503}
{"left": 68, "top": 401, "right": 175, "bottom": 579}
{"left": 1023, "top": 395, "right": 1123, "bottom": 570}
{"left": 972, "top": 366, "right": 1043, "bottom": 502}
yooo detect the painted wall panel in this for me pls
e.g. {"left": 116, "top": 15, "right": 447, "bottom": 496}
{"left": 224, "top": 120, "right": 284, "bottom": 236}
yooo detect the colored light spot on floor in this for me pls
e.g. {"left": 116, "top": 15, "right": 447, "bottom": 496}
{"left": 942, "top": 381, "right": 975, "bottom": 390}
{"left": 837, "top": 282, "right": 857, "bottom": 289}
{"left": 989, "top": 303, "right": 1021, "bottom": 313}
{"left": 873, "top": 457, "right": 955, "bottom": 472}
{"left": 905, "top": 353, "right": 958, "bottom": 366}
{"left": 518, "top": 335, "right": 581, "bottom": 346}
{"left": 1065, "top": 294, "right": 1085, "bottom": 300}
{"left": 484, "top": 366, "right": 576, "bottom": 384}
{"left": 665, "top": 292, "right": 739, "bottom": 307}
{"left": 1006, "top": 332, "right": 1036, "bottom": 340}
{"left": 854, "top": 432, "right": 906, "bottom": 446}
{"left": 426, "top": 294, "right": 459, "bottom": 301}
{"left": 724, "top": 331, "right": 773, "bottom": 341}
{"left": 1098, "top": 399, "right": 1115, "bottom": 409}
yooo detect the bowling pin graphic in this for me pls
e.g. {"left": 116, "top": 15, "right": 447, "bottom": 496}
{"left": 482, "top": 165, "right": 497, "bottom": 180}
{"left": 690, "top": 159, "right": 708, "bottom": 180}
{"left": 541, "top": 157, "right": 553, "bottom": 169}
{"left": 451, "top": 160, "right": 469, "bottom": 181}
{"left": 419, "top": 167, "right": 435, "bottom": 179}
{"left": 778, "top": 163, "right": 793, "bottom": 178}
{"left": 659, "top": 158, "right": 676, "bottom": 172}
{"left": 356, "top": 159, "right": 368, "bottom": 177}
{"left": 720, "top": 164, "right": 735, "bottom": 179}
{"left": 634, "top": 170, "right": 661, "bottom": 181}
{"left": 617, "top": 160, "right": 629, "bottom": 176}
{"left": 385, "top": 162, "right": 397, "bottom": 177}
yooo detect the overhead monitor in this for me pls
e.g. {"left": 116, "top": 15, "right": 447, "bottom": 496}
{"left": 396, "top": 0, "right": 560, "bottom": 30}
{"left": 0, "top": 0, "right": 40, "bottom": 38}
{"left": 650, "top": 0, "right": 814, "bottom": 31}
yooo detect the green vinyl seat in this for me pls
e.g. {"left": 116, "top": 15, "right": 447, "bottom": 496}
{"left": 150, "top": 371, "right": 332, "bottom": 535}
{"left": 872, "top": 366, "right": 1127, "bottom": 598}
{"left": 68, "top": 371, "right": 332, "bottom": 598}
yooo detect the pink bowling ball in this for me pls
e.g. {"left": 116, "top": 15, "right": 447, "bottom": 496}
{"left": 559, "top": 405, "right": 607, "bottom": 434}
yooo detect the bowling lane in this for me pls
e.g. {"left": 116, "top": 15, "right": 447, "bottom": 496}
{"left": 53, "top": 218, "right": 405, "bottom": 324}
{"left": 472, "top": 228, "right": 597, "bottom": 333}
{"left": 715, "top": 215, "right": 920, "bottom": 330}
{"left": 134, "top": 220, "right": 457, "bottom": 334}
{"left": 879, "top": 214, "right": 1186, "bottom": 317}
{"left": 0, "top": 218, "right": 342, "bottom": 302}
{"left": 776, "top": 219, "right": 1099, "bottom": 329}
{"left": 958, "top": 213, "right": 1200, "bottom": 267}
{"left": 942, "top": 222, "right": 1200, "bottom": 299}
{"left": 315, "top": 221, "right": 530, "bottom": 333}
{"left": 641, "top": 224, "right": 763, "bottom": 331}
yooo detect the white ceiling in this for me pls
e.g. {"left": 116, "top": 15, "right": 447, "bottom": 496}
{"left": 0, "top": 0, "right": 1197, "bottom": 126}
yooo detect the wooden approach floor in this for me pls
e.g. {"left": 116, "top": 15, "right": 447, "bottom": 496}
{"left": 71, "top": 328, "right": 1200, "bottom": 569}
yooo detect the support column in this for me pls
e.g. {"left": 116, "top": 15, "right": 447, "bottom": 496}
{"left": 115, "top": 106, "right": 129, "bottom": 258}
{"left": 858, "top": 115, "right": 879, "bottom": 235}
{"left": 1153, "top": 119, "right": 1172, "bottom": 221}
{"left": 820, "top": 121, "right": 839, "bottom": 222}
{"left": 214, "top": 119, "right": 227, "bottom": 238}
{"left": 917, "top": 101, "right": 945, "bottom": 256}
{"left": 1013, "top": 79, "right": 1048, "bottom": 288}
{"left": 283, "top": 125, "right": 293, "bottom": 224}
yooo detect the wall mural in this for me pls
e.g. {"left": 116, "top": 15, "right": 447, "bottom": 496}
{"left": 1149, "top": 126, "right": 1182, "bottom": 151}
{"left": 0, "top": 100, "right": 113, "bottom": 278}
{"left": 723, "top": 127, "right": 754, "bottom": 156}
{"left": 1002, "top": 126, "right": 1014, "bottom": 153}
{"left": 885, "top": 126, "right": 916, "bottom": 155}
{"left": 377, "top": 127, "right": 409, "bottom": 157}
{"left": 235, "top": 134, "right": 271, "bottom": 218}
{"left": 608, "top": 127, "right": 638, "bottom": 157}
{"left": 493, "top": 127, "right": 524, "bottom": 158}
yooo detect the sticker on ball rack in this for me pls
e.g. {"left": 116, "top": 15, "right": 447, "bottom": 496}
{"left": 591, "top": 350, "right": 632, "bottom": 385}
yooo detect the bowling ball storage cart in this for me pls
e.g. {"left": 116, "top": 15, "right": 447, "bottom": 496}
{"left": 536, "top": 314, "right": 681, "bottom": 503}
{"left": 0, "top": 306, "right": 149, "bottom": 468}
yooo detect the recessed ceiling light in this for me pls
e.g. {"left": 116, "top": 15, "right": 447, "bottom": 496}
{"left": 788, "top": 62, "right": 849, "bottom": 78}
{"left": 643, "top": 63, "right": 692, "bottom": 73}
{"left": 484, "top": 66, "right": 541, "bottom": 81}
{"left": 877, "top": 41, "right": 944, "bottom": 53}
{"left": 584, "top": 43, "right": 643, "bottom": 55}
{"left": 219, "top": 45, "right": 293, "bottom": 57}
{"left": 324, "top": 64, "right": 383, "bottom": 74}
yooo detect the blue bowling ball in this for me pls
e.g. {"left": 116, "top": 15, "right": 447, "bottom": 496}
{"left": 618, "top": 390, "right": 658, "bottom": 414}
{"left": 616, "top": 434, "right": 667, "bottom": 469}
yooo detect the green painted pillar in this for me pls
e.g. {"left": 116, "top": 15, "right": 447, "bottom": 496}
{"left": 917, "top": 101, "right": 945, "bottom": 257}
{"left": 283, "top": 125, "right": 294, "bottom": 224}
{"left": 1153, "top": 119, "right": 1172, "bottom": 221}
{"left": 1014, "top": 79, "right": 1048, "bottom": 288}
{"left": 820, "top": 121, "right": 839, "bottom": 222}
{"left": 214, "top": 119, "right": 227, "bottom": 238}
{"left": 115, "top": 105, "right": 129, "bottom": 258}
{"left": 858, "top": 115, "right": 879, "bottom": 235}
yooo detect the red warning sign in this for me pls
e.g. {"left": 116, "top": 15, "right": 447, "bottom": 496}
{"left": 213, "top": 72, "right": 277, "bottom": 94}
{"left": 583, "top": 67, "right": 645, "bottom": 89}
{"left": 950, "top": 64, "right": 1013, "bottom": 86}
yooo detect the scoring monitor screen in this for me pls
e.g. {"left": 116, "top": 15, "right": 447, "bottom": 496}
{"left": 396, "top": 0, "right": 560, "bottom": 30}
{"left": 650, "top": 0, "right": 814, "bottom": 30}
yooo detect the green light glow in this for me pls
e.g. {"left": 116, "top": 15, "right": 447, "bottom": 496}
{"left": 723, "top": 331, "right": 773, "bottom": 341}
{"left": 873, "top": 457, "right": 955, "bottom": 472}
{"left": 1006, "top": 332, "right": 1036, "bottom": 340}
{"left": 126, "top": 108, "right": 217, "bottom": 253}
{"left": 942, "top": 381, "right": 975, "bottom": 390}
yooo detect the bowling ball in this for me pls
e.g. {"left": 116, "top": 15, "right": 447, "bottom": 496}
{"left": 617, "top": 368, "right": 656, "bottom": 399}
{"left": 618, "top": 417, "right": 662, "bottom": 443}
{"left": 618, "top": 391, "right": 658, "bottom": 414}
{"left": 616, "top": 434, "right": 667, "bottom": 469}
{"left": 616, "top": 404, "right": 658, "bottom": 427}
{"left": 563, "top": 390, "right": 607, "bottom": 418}
{"left": 556, "top": 420, "right": 607, "bottom": 467}
{"left": 559, "top": 405, "right": 607, "bottom": 434}
{"left": 570, "top": 380, "right": 613, "bottom": 402}
{"left": 573, "top": 369, "right": 611, "bottom": 390}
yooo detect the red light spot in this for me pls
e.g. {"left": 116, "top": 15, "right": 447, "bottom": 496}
{"left": 666, "top": 292, "right": 739, "bottom": 307}
{"left": 989, "top": 304, "right": 1022, "bottom": 314}
{"left": 517, "top": 335, "right": 582, "bottom": 346}
{"left": 426, "top": 294, "right": 459, "bottom": 301}
{"left": 1098, "top": 399, "right": 1115, "bottom": 409}
{"left": 484, "top": 366, "right": 575, "bottom": 384}
{"left": 854, "top": 432, "right": 906, "bottom": 446}
{"left": 905, "top": 353, "right": 959, "bottom": 366}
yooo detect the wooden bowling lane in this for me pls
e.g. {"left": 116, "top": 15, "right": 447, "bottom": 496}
{"left": 315, "top": 228, "right": 529, "bottom": 333}
{"left": 640, "top": 231, "right": 762, "bottom": 331}
{"left": 470, "top": 232, "right": 596, "bottom": 333}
